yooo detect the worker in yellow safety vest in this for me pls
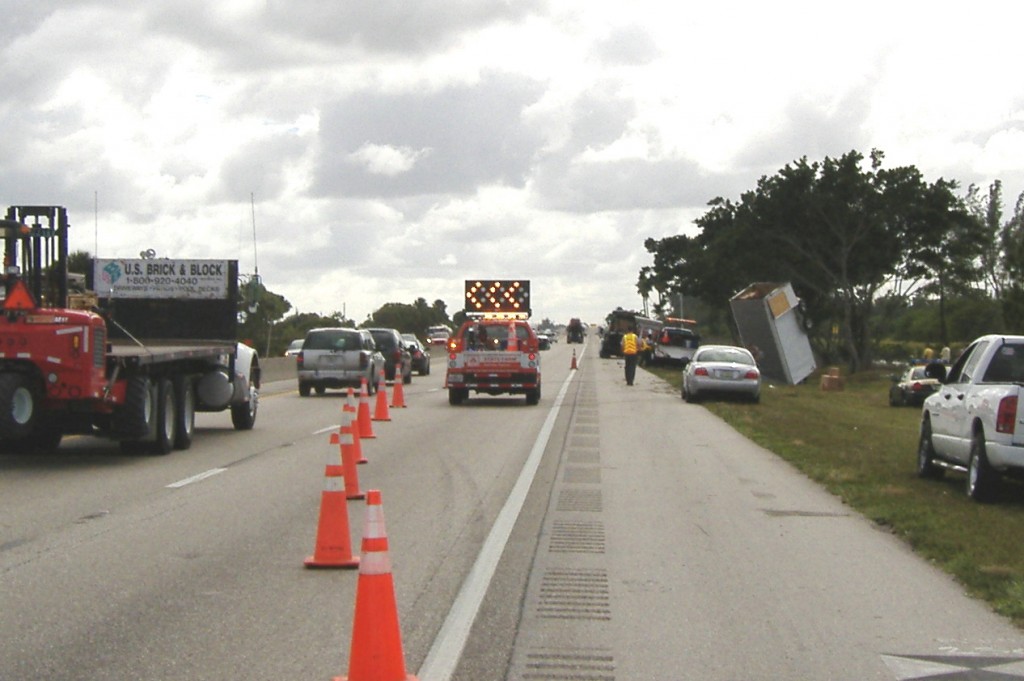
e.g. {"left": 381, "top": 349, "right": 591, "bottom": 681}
{"left": 621, "top": 328, "right": 640, "bottom": 386}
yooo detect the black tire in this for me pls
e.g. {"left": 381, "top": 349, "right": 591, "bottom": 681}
{"left": 115, "top": 376, "right": 154, "bottom": 439}
{"left": 525, "top": 387, "right": 540, "bottom": 405}
{"left": 173, "top": 376, "right": 195, "bottom": 450}
{"left": 403, "top": 367, "right": 412, "bottom": 385}
{"left": 231, "top": 379, "right": 258, "bottom": 430}
{"left": 152, "top": 378, "right": 176, "bottom": 455}
{"left": 916, "top": 418, "right": 944, "bottom": 479}
{"left": 298, "top": 381, "right": 311, "bottom": 397}
{"left": 0, "top": 372, "right": 40, "bottom": 440}
{"left": 448, "top": 388, "right": 465, "bottom": 406}
{"left": 967, "top": 432, "right": 999, "bottom": 502}
{"left": 315, "top": 385, "right": 326, "bottom": 396}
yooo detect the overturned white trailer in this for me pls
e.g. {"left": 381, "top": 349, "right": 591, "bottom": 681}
{"left": 729, "top": 282, "right": 816, "bottom": 385}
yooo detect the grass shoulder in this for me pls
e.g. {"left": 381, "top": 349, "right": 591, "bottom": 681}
{"left": 645, "top": 363, "right": 1024, "bottom": 628}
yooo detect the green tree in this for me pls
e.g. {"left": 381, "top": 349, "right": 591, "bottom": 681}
{"left": 644, "top": 150, "right": 977, "bottom": 371}
{"left": 367, "top": 297, "right": 452, "bottom": 337}
{"left": 237, "top": 276, "right": 292, "bottom": 356}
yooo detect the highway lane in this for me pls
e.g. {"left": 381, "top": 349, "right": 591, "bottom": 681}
{"left": 0, "top": 343, "right": 579, "bottom": 680}
{"left": 6, "top": 337, "right": 1024, "bottom": 680}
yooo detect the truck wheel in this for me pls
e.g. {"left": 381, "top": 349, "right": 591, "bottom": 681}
{"left": 315, "top": 385, "right": 326, "bottom": 396}
{"left": 916, "top": 418, "right": 944, "bottom": 479}
{"left": 0, "top": 373, "right": 39, "bottom": 439}
{"left": 448, "top": 388, "right": 465, "bottom": 406}
{"left": 152, "top": 378, "right": 176, "bottom": 455}
{"left": 526, "top": 385, "right": 541, "bottom": 405}
{"left": 231, "top": 382, "right": 258, "bottom": 430}
{"left": 173, "top": 376, "right": 195, "bottom": 450}
{"left": 967, "top": 432, "right": 999, "bottom": 502}
{"left": 298, "top": 381, "right": 311, "bottom": 397}
{"left": 115, "top": 377, "right": 155, "bottom": 439}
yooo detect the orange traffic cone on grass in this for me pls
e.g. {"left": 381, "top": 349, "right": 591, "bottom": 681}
{"left": 357, "top": 377, "right": 376, "bottom": 439}
{"left": 339, "top": 410, "right": 365, "bottom": 500}
{"left": 391, "top": 361, "right": 406, "bottom": 408}
{"left": 304, "top": 432, "right": 359, "bottom": 569}
{"left": 344, "top": 389, "right": 369, "bottom": 464}
{"left": 373, "top": 369, "right": 391, "bottom": 422}
{"left": 336, "top": 490, "right": 417, "bottom": 681}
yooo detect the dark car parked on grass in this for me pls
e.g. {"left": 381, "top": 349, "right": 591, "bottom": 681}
{"left": 366, "top": 327, "right": 413, "bottom": 384}
{"left": 889, "top": 364, "right": 940, "bottom": 406}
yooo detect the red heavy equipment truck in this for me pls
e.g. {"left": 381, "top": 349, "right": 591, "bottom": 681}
{"left": 444, "top": 279, "right": 541, "bottom": 405}
{"left": 0, "top": 205, "right": 260, "bottom": 455}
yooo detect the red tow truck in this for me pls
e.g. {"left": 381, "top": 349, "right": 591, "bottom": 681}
{"left": 0, "top": 205, "right": 260, "bottom": 454}
{"left": 444, "top": 280, "right": 541, "bottom": 405}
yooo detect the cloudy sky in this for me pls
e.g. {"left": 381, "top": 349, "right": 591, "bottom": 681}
{"left": 3, "top": 1, "right": 1023, "bottom": 326}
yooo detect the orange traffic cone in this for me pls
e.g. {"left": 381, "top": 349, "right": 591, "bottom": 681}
{"left": 391, "top": 362, "right": 406, "bottom": 409}
{"left": 305, "top": 432, "right": 359, "bottom": 569}
{"left": 357, "top": 377, "right": 376, "bottom": 439}
{"left": 336, "top": 490, "right": 416, "bottom": 681}
{"left": 345, "top": 389, "right": 368, "bottom": 464}
{"left": 339, "top": 410, "right": 365, "bottom": 500}
{"left": 373, "top": 369, "right": 391, "bottom": 422}
{"left": 507, "top": 321, "right": 518, "bottom": 351}
{"left": 571, "top": 349, "right": 578, "bottom": 370}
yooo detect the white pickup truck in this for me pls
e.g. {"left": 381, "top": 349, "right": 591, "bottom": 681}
{"left": 917, "top": 334, "right": 1024, "bottom": 501}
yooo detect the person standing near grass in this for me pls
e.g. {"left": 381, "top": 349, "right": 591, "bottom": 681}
{"left": 621, "top": 327, "right": 640, "bottom": 385}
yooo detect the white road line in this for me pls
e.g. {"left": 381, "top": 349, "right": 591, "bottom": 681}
{"left": 166, "top": 468, "right": 227, "bottom": 489}
{"left": 417, "top": 362, "right": 578, "bottom": 681}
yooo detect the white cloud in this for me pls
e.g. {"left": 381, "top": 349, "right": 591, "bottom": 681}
{"left": 2, "top": 0, "right": 1024, "bottom": 326}
{"left": 347, "top": 143, "right": 432, "bottom": 176}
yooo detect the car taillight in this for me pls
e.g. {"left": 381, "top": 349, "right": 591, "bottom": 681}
{"left": 744, "top": 369, "right": 759, "bottom": 379}
{"left": 528, "top": 352, "right": 537, "bottom": 361}
{"left": 393, "top": 349, "right": 402, "bottom": 361}
{"left": 359, "top": 352, "right": 368, "bottom": 369}
{"left": 695, "top": 367, "right": 709, "bottom": 376}
{"left": 997, "top": 395, "right": 1017, "bottom": 434}
{"left": 296, "top": 353, "right": 304, "bottom": 368}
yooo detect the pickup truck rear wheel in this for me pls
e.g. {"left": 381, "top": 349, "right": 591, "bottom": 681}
{"left": 967, "top": 432, "right": 999, "bottom": 502}
{"left": 526, "top": 385, "right": 541, "bottom": 405}
{"left": 448, "top": 388, "right": 466, "bottom": 405}
{"left": 0, "top": 372, "right": 39, "bottom": 439}
{"left": 916, "top": 418, "right": 944, "bottom": 479}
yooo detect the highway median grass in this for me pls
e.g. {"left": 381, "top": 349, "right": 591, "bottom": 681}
{"left": 646, "top": 363, "right": 1024, "bottom": 628}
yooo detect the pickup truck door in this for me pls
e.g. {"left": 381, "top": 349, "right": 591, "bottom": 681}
{"left": 930, "top": 340, "right": 988, "bottom": 462}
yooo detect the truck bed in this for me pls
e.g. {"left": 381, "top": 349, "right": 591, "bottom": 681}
{"left": 106, "top": 340, "right": 236, "bottom": 366}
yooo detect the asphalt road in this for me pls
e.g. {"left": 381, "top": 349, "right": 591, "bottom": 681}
{"left": 3, "top": 338, "right": 1024, "bottom": 680}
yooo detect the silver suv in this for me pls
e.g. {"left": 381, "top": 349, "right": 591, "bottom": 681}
{"left": 296, "top": 328, "right": 384, "bottom": 397}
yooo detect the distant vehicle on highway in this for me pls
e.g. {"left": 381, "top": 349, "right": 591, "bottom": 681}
{"left": 402, "top": 333, "right": 431, "bottom": 375}
{"left": 296, "top": 328, "right": 383, "bottom": 396}
{"left": 284, "top": 339, "right": 304, "bottom": 357}
{"left": 426, "top": 324, "right": 451, "bottom": 347}
{"left": 681, "top": 345, "right": 761, "bottom": 403}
